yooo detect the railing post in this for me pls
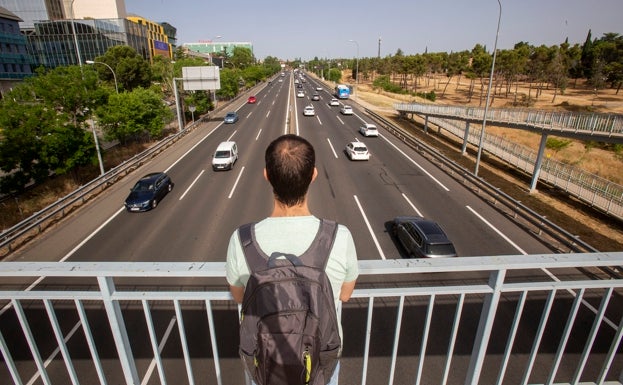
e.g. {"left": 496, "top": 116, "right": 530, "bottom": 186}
{"left": 98, "top": 276, "right": 140, "bottom": 385}
{"left": 464, "top": 269, "right": 506, "bottom": 385}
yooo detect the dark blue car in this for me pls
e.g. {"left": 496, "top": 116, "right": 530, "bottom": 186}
{"left": 124, "top": 172, "right": 174, "bottom": 212}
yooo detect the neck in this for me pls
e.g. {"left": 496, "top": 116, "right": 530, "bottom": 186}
{"left": 271, "top": 198, "right": 311, "bottom": 217}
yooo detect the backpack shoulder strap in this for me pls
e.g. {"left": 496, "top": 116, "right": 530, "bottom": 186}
{"left": 300, "top": 219, "right": 339, "bottom": 270}
{"left": 237, "top": 222, "right": 268, "bottom": 273}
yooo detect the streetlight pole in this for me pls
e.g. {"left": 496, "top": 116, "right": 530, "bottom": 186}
{"left": 348, "top": 39, "right": 359, "bottom": 98}
{"left": 86, "top": 60, "right": 118, "bottom": 93}
{"left": 474, "top": 0, "right": 502, "bottom": 177}
{"left": 69, "top": 0, "right": 83, "bottom": 67}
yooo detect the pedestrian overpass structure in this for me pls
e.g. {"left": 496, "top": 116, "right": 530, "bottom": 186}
{"left": 394, "top": 103, "right": 623, "bottom": 219}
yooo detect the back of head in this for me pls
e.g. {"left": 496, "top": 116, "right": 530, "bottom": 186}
{"left": 265, "top": 135, "right": 315, "bottom": 207}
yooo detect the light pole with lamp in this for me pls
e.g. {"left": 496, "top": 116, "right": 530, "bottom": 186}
{"left": 348, "top": 39, "right": 359, "bottom": 99}
{"left": 209, "top": 35, "right": 222, "bottom": 65}
{"left": 474, "top": 0, "right": 502, "bottom": 177}
{"left": 86, "top": 60, "right": 118, "bottom": 93}
{"left": 69, "top": 0, "right": 83, "bottom": 67}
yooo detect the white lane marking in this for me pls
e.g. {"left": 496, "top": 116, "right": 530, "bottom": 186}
{"left": 62, "top": 207, "right": 126, "bottom": 261}
{"left": 140, "top": 317, "right": 177, "bottom": 385}
{"left": 466, "top": 205, "right": 617, "bottom": 329}
{"left": 256, "top": 129, "right": 262, "bottom": 140}
{"left": 228, "top": 166, "right": 245, "bottom": 199}
{"left": 26, "top": 321, "right": 82, "bottom": 385}
{"left": 466, "top": 205, "right": 527, "bottom": 255}
{"left": 354, "top": 195, "right": 386, "bottom": 260}
{"left": 179, "top": 170, "right": 205, "bottom": 201}
{"left": 326, "top": 138, "right": 338, "bottom": 158}
{"left": 381, "top": 135, "right": 450, "bottom": 192}
{"left": 316, "top": 116, "right": 322, "bottom": 125}
{"left": 402, "top": 193, "right": 423, "bottom": 217}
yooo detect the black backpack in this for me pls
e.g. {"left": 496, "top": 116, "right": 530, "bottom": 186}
{"left": 237, "top": 219, "right": 341, "bottom": 385}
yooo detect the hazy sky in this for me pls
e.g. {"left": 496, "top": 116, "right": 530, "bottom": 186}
{"left": 125, "top": 0, "right": 622, "bottom": 60}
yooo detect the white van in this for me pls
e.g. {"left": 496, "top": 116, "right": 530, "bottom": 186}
{"left": 212, "top": 141, "right": 238, "bottom": 171}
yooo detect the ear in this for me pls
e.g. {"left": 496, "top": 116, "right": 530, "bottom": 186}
{"left": 263, "top": 168, "right": 269, "bottom": 181}
{"left": 311, "top": 167, "right": 318, "bottom": 182}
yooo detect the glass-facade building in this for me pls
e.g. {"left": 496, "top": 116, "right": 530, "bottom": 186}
{"left": 0, "top": 6, "right": 33, "bottom": 96}
{"left": 29, "top": 18, "right": 150, "bottom": 68}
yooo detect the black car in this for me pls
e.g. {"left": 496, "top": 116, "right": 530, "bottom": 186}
{"left": 391, "top": 216, "right": 457, "bottom": 258}
{"left": 124, "top": 172, "right": 174, "bottom": 212}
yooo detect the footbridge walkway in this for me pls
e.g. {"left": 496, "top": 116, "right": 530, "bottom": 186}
{"left": 394, "top": 103, "right": 623, "bottom": 220}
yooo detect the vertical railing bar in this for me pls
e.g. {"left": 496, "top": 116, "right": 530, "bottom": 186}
{"left": 387, "top": 296, "right": 405, "bottom": 385}
{"left": 495, "top": 290, "right": 528, "bottom": 385}
{"left": 12, "top": 299, "right": 52, "bottom": 385}
{"left": 597, "top": 309, "right": 623, "bottom": 385}
{"left": 546, "top": 288, "right": 586, "bottom": 385}
{"left": 141, "top": 300, "right": 167, "bottom": 385}
{"left": 74, "top": 299, "right": 108, "bottom": 385}
{"left": 360, "top": 297, "right": 374, "bottom": 385}
{"left": 97, "top": 276, "right": 140, "bottom": 385}
{"left": 441, "top": 292, "right": 465, "bottom": 385}
{"left": 520, "top": 289, "right": 557, "bottom": 385}
{"left": 416, "top": 294, "right": 435, "bottom": 385}
{"left": 572, "top": 287, "right": 614, "bottom": 384}
{"left": 0, "top": 327, "right": 24, "bottom": 385}
{"left": 465, "top": 270, "right": 506, "bottom": 385}
{"left": 43, "top": 299, "right": 80, "bottom": 385}
{"left": 205, "top": 300, "right": 223, "bottom": 385}
{"left": 174, "top": 300, "right": 195, "bottom": 385}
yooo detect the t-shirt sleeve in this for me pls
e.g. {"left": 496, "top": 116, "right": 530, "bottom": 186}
{"left": 342, "top": 226, "right": 359, "bottom": 282}
{"left": 225, "top": 230, "right": 247, "bottom": 287}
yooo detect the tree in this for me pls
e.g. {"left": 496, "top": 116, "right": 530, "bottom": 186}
{"left": 96, "top": 87, "right": 173, "bottom": 144}
{"left": 229, "top": 46, "right": 255, "bottom": 69}
{"left": 93, "top": 46, "right": 152, "bottom": 91}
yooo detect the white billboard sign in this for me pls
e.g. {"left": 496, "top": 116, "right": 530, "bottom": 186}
{"left": 182, "top": 66, "right": 220, "bottom": 91}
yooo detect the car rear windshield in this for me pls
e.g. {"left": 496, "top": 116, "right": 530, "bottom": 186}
{"left": 428, "top": 243, "right": 456, "bottom": 256}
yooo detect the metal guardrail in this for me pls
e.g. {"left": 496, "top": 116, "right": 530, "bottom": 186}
{"left": 364, "top": 109, "right": 600, "bottom": 255}
{"left": 1, "top": 254, "right": 623, "bottom": 385}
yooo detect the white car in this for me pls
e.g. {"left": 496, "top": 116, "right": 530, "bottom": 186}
{"left": 340, "top": 105, "right": 353, "bottom": 115}
{"left": 359, "top": 123, "right": 379, "bottom": 137}
{"left": 297, "top": 91, "right": 305, "bottom": 98}
{"left": 345, "top": 142, "right": 370, "bottom": 161}
{"left": 316, "top": 86, "right": 323, "bottom": 91}
{"left": 303, "top": 106, "right": 315, "bottom": 116}
{"left": 329, "top": 98, "right": 340, "bottom": 106}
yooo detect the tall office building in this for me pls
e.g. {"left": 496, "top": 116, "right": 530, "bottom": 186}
{"left": 0, "top": 0, "right": 174, "bottom": 68}
{"left": 0, "top": 6, "right": 33, "bottom": 96}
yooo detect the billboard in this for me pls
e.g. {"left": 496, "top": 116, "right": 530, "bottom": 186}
{"left": 182, "top": 66, "right": 220, "bottom": 91}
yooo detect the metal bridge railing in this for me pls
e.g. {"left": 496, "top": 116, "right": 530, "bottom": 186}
{"left": 1, "top": 254, "right": 623, "bottom": 385}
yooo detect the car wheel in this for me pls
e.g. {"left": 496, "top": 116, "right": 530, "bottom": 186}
{"left": 152, "top": 199, "right": 158, "bottom": 209}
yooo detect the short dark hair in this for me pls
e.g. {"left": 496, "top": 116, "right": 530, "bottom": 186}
{"left": 265, "top": 135, "right": 315, "bottom": 206}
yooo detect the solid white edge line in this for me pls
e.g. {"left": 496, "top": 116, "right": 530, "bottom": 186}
{"left": 354, "top": 195, "right": 386, "bottom": 260}
{"left": 381, "top": 135, "right": 450, "bottom": 192}
{"left": 61, "top": 207, "right": 126, "bottom": 261}
{"left": 466, "top": 205, "right": 527, "bottom": 255}
{"left": 229, "top": 166, "right": 245, "bottom": 199}
{"left": 179, "top": 170, "right": 205, "bottom": 201}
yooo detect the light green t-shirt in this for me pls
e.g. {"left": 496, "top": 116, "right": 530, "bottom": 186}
{"left": 225, "top": 216, "right": 359, "bottom": 305}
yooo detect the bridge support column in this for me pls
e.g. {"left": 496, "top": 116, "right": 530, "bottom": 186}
{"left": 530, "top": 133, "right": 549, "bottom": 193}
{"left": 424, "top": 115, "right": 429, "bottom": 133}
{"left": 461, "top": 121, "right": 471, "bottom": 155}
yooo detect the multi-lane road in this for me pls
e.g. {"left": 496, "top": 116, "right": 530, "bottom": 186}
{"left": 13, "top": 71, "right": 552, "bottom": 265}
{"left": 4, "top": 71, "right": 621, "bottom": 385}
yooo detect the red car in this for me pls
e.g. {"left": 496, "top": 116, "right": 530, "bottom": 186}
{"left": 247, "top": 96, "right": 257, "bottom": 104}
